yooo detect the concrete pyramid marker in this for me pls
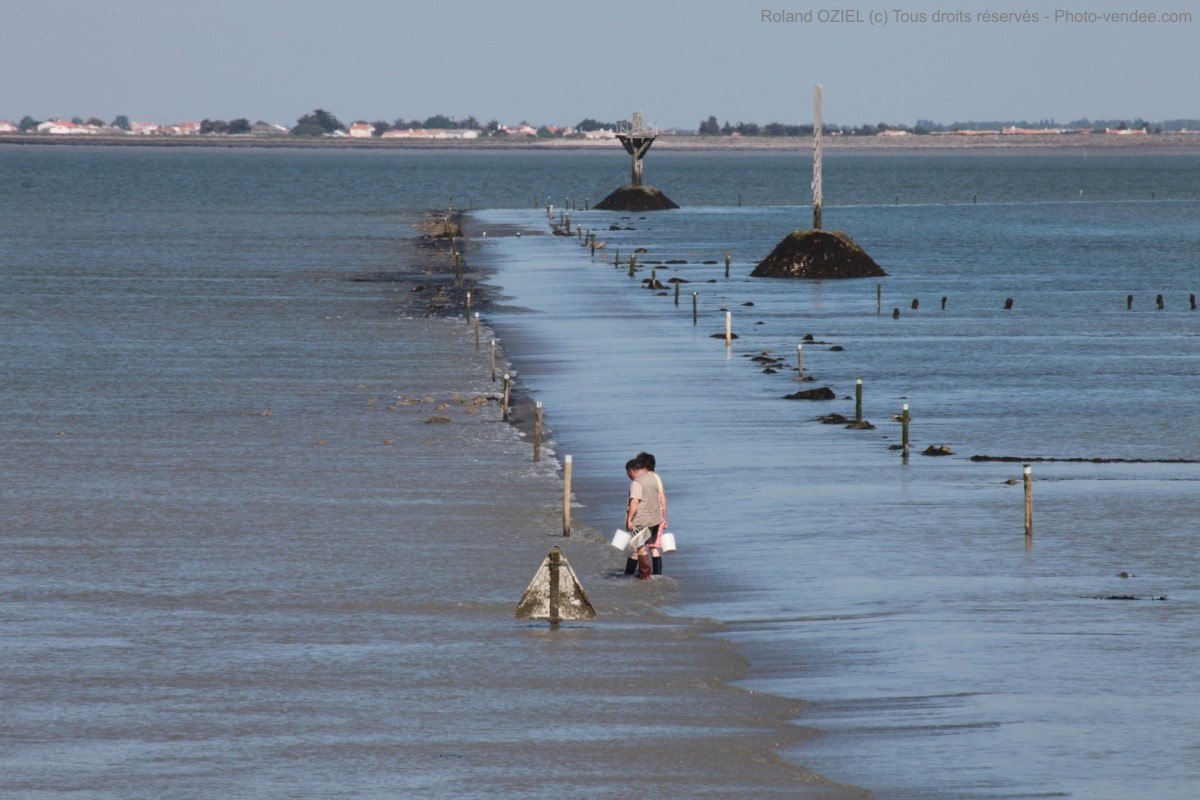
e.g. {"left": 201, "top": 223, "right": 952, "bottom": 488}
{"left": 514, "top": 546, "right": 596, "bottom": 623}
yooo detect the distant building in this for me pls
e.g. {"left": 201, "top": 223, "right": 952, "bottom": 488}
{"left": 36, "top": 120, "right": 98, "bottom": 135}
{"left": 0, "top": 121, "right": 17, "bottom": 133}
{"left": 130, "top": 121, "right": 163, "bottom": 134}
{"left": 1002, "top": 127, "right": 1063, "bottom": 135}
{"left": 250, "top": 122, "right": 289, "bottom": 135}
{"left": 381, "top": 128, "right": 480, "bottom": 140}
{"left": 170, "top": 121, "right": 201, "bottom": 135}
{"left": 876, "top": 129, "right": 911, "bottom": 137}
{"left": 581, "top": 129, "right": 617, "bottom": 140}
{"left": 498, "top": 124, "right": 536, "bottom": 137}
{"left": 349, "top": 122, "right": 374, "bottom": 138}
{"left": 1105, "top": 127, "right": 1147, "bottom": 135}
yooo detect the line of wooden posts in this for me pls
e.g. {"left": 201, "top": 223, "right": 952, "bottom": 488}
{"left": 466, "top": 211, "right": 1077, "bottom": 563}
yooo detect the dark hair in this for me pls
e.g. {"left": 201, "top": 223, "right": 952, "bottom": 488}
{"left": 635, "top": 451, "right": 656, "bottom": 471}
{"left": 625, "top": 458, "right": 640, "bottom": 472}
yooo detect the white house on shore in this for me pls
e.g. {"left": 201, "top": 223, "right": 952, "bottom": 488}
{"left": 380, "top": 128, "right": 480, "bottom": 140}
{"left": 0, "top": 121, "right": 17, "bottom": 133}
{"left": 36, "top": 120, "right": 98, "bottom": 135}
{"left": 498, "top": 124, "right": 536, "bottom": 137}
{"left": 349, "top": 122, "right": 374, "bottom": 138}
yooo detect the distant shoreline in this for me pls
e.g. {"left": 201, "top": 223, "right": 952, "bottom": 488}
{"left": 4, "top": 131, "right": 1200, "bottom": 155}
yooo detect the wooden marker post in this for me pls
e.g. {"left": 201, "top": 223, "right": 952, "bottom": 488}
{"left": 725, "top": 311, "right": 732, "bottom": 348}
{"left": 502, "top": 373, "right": 511, "bottom": 421}
{"left": 590, "top": 238, "right": 596, "bottom": 257}
{"left": 628, "top": 255, "right": 636, "bottom": 277}
{"left": 534, "top": 401, "right": 544, "bottom": 462}
{"left": 855, "top": 378, "right": 863, "bottom": 423}
{"left": 565, "top": 215, "right": 571, "bottom": 235}
{"left": 465, "top": 290, "right": 472, "bottom": 323}
{"left": 812, "top": 84, "right": 823, "bottom": 230}
{"left": 651, "top": 267, "right": 657, "bottom": 286}
{"left": 548, "top": 546, "right": 561, "bottom": 626}
{"left": 490, "top": 339, "right": 497, "bottom": 382}
{"left": 796, "top": 344, "right": 804, "bottom": 382}
{"left": 877, "top": 283, "right": 882, "bottom": 315}
{"left": 692, "top": 292, "right": 698, "bottom": 325}
{"left": 1127, "top": 294, "right": 1134, "bottom": 310}
{"left": 674, "top": 281, "right": 680, "bottom": 306}
{"left": 473, "top": 312, "right": 480, "bottom": 349}
{"left": 562, "top": 455, "right": 573, "bottom": 537}
{"left": 614, "top": 249, "right": 620, "bottom": 267}
{"left": 725, "top": 253, "right": 731, "bottom": 278}
{"left": 901, "top": 403, "right": 910, "bottom": 464}
{"left": 1023, "top": 464, "right": 1033, "bottom": 542}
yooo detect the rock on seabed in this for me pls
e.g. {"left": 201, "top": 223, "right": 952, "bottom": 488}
{"left": 752, "top": 229, "right": 885, "bottom": 279}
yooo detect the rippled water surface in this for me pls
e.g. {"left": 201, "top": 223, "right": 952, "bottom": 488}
{"left": 474, "top": 158, "right": 1200, "bottom": 800}
{"left": 2, "top": 144, "right": 1198, "bottom": 799}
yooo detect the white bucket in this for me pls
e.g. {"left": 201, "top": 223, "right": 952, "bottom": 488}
{"left": 660, "top": 532, "right": 677, "bottom": 553}
{"left": 610, "top": 529, "right": 631, "bottom": 550}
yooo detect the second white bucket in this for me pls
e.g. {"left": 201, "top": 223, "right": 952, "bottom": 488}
{"left": 660, "top": 532, "right": 677, "bottom": 553}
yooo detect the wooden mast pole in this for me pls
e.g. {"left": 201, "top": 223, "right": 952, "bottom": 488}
{"left": 813, "top": 84, "right": 823, "bottom": 230}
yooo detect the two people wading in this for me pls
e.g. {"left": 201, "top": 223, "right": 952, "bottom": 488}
{"left": 623, "top": 452, "right": 667, "bottom": 580}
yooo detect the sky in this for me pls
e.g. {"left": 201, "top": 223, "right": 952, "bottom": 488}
{"left": 2, "top": 0, "right": 1197, "bottom": 128}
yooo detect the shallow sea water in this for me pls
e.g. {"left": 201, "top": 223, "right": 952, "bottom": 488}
{"left": 475, "top": 172, "right": 1200, "bottom": 800}
{"left": 0, "top": 145, "right": 866, "bottom": 799}
{"left": 2, "top": 144, "right": 1197, "bottom": 799}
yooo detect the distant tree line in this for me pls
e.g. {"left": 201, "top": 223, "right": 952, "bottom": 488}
{"left": 200, "top": 118, "right": 252, "bottom": 134}
{"left": 290, "top": 110, "right": 629, "bottom": 137}
{"left": 699, "top": 115, "right": 912, "bottom": 136}
{"left": 699, "top": 115, "right": 1200, "bottom": 136}
{"left": 11, "top": 108, "right": 1200, "bottom": 138}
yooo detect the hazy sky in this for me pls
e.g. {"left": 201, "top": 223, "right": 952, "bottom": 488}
{"left": 3, "top": 0, "right": 1197, "bottom": 127}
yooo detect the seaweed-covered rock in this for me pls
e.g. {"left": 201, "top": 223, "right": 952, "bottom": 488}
{"left": 752, "top": 230, "right": 885, "bottom": 279}
{"left": 595, "top": 185, "right": 679, "bottom": 211}
{"left": 784, "top": 386, "right": 836, "bottom": 401}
